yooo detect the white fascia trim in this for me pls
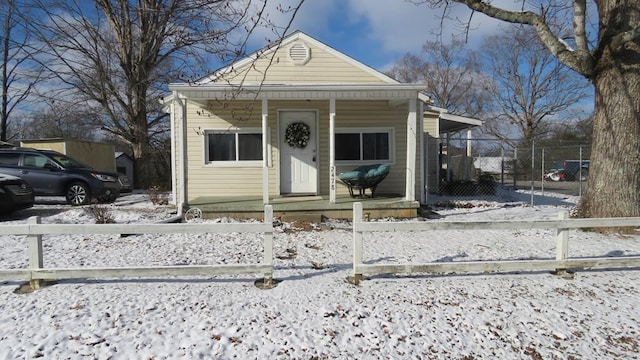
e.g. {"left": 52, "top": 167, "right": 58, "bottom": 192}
{"left": 168, "top": 84, "right": 427, "bottom": 102}
{"left": 439, "top": 112, "right": 484, "bottom": 127}
{"left": 424, "top": 104, "right": 483, "bottom": 126}
{"left": 169, "top": 83, "right": 426, "bottom": 92}
{"left": 418, "top": 93, "right": 432, "bottom": 104}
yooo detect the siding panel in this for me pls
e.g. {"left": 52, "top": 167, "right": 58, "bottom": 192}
{"left": 215, "top": 42, "right": 389, "bottom": 85}
{"left": 182, "top": 99, "right": 415, "bottom": 201}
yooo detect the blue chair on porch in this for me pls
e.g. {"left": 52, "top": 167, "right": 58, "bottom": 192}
{"left": 337, "top": 164, "right": 390, "bottom": 198}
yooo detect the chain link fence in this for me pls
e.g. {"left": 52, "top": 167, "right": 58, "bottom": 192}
{"left": 425, "top": 135, "right": 591, "bottom": 205}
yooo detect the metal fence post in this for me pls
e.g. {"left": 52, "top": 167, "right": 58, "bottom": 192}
{"left": 512, "top": 148, "right": 518, "bottom": 189}
{"left": 530, "top": 142, "right": 535, "bottom": 206}
{"left": 27, "top": 216, "right": 43, "bottom": 289}
{"left": 555, "top": 211, "right": 569, "bottom": 275}
{"left": 263, "top": 205, "right": 274, "bottom": 287}
{"left": 500, "top": 145, "right": 505, "bottom": 187}
{"left": 541, "top": 147, "right": 545, "bottom": 197}
{"left": 579, "top": 145, "right": 584, "bottom": 197}
{"left": 351, "top": 202, "right": 364, "bottom": 285}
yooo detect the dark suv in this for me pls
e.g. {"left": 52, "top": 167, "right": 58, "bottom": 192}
{"left": 0, "top": 148, "right": 127, "bottom": 205}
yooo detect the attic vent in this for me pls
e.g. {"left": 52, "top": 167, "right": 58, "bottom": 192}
{"left": 289, "top": 42, "right": 310, "bottom": 65}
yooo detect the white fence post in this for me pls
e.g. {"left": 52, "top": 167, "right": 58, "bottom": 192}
{"left": 555, "top": 211, "right": 569, "bottom": 274}
{"left": 27, "top": 216, "right": 43, "bottom": 289}
{"left": 263, "top": 205, "right": 274, "bottom": 286}
{"left": 352, "top": 202, "right": 364, "bottom": 284}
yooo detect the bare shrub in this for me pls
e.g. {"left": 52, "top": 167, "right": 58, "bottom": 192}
{"left": 85, "top": 205, "right": 115, "bottom": 224}
{"left": 147, "top": 186, "right": 168, "bottom": 205}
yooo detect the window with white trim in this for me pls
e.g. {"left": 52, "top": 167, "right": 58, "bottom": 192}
{"left": 335, "top": 127, "right": 394, "bottom": 164}
{"left": 205, "top": 128, "right": 265, "bottom": 166}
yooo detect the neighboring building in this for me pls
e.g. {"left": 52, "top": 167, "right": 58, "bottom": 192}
{"left": 20, "top": 139, "right": 116, "bottom": 172}
{"left": 164, "top": 31, "right": 480, "bottom": 211}
{"left": 115, "top": 152, "right": 134, "bottom": 186}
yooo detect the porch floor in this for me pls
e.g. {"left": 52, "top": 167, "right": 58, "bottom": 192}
{"left": 189, "top": 194, "right": 420, "bottom": 221}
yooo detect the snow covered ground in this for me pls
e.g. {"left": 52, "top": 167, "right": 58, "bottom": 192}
{"left": 0, "top": 190, "right": 639, "bottom": 359}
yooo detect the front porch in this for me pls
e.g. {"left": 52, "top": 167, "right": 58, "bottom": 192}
{"left": 189, "top": 194, "right": 420, "bottom": 221}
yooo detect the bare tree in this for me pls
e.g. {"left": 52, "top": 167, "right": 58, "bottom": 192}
{"left": 387, "top": 39, "right": 491, "bottom": 118}
{"left": 27, "top": 0, "right": 303, "bottom": 188}
{"left": 548, "top": 114, "right": 593, "bottom": 142}
{"left": 481, "top": 26, "right": 591, "bottom": 146}
{"left": 17, "top": 101, "right": 102, "bottom": 141}
{"left": 416, "top": 0, "right": 640, "bottom": 222}
{"left": 1, "top": 0, "right": 40, "bottom": 142}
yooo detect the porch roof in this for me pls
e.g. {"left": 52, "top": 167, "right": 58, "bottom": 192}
{"left": 168, "top": 83, "right": 428, "bottom": 101}
{"left": 439, "top": 112, "right": 483, "bottom": 133}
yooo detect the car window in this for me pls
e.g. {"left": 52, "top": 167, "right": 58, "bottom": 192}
{"left": 0, "top": 153, "right": 20, "bottom": 165}
{"left": 45, "top": 153, "right": 89, "bottom": 168}
{"left": 23, "top": 154, "right": 56, "bottom": 169}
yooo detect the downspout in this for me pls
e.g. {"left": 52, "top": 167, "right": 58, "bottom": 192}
{"left": 405, "top": 97, "right": 417, "bottom": 201}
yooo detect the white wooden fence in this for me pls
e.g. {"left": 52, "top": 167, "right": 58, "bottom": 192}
{"left": 0, "top": 206, "right": 274, "bottom": 290}
{"left": 352, "top": 202, "right": 640, "bottom": 284}
{"left": 4, "top": 202, "right": 640, "bottom": 290}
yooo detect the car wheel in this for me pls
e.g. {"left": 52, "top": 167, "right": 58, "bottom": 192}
{"left": 66, "top": 182, "right": 90, "bottom": 206}
{"left": 549, "top": 173, "right": 562, "bottom": 182}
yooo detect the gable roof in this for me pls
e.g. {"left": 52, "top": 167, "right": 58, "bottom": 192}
{"left": 199, "top": 30, "right": 400, "bottom": 85}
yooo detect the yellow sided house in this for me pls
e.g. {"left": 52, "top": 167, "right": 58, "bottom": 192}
{"left": 166, "top": 31, "right": 479, "bottom": 220}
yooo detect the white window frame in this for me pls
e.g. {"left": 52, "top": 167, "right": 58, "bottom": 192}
{"left": 335, "top": 127, "right": 395, "bottom": 166}
{"left": 204, "top": 127, "right": 270, "bottom": 167}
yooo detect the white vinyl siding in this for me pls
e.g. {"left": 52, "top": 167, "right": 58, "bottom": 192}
{"left": 185, "top": 100, "right": 274, "bottom": 198}
{"left": 179, "top": 99, "right": 412, "bottom": 200}
{"left": 216, "top": 41, "right": 388, "bottom": 85}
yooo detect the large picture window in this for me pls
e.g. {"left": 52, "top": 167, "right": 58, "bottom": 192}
{"left": 335, "top": 127, "right": 394, "bottom": 164}
{"left": 205, "top": 128, "right": 266, "bottom": 166}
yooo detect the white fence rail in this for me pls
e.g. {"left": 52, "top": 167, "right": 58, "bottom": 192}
{"left": 0, "top": 206, "right": 274, "bottom": 289}
{"left": 352, "top": 202, "right": 640, "bottom": 284}
{"left": 4, "top": 202, "right": 640, "bottom": 290}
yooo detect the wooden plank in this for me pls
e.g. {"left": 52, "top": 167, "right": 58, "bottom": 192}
{"left": 355, "top": 256, "right": 640, "bottom": 276}
{"left": 352, "top": 203, "right": 364, "bottom": 284}
{"left": 0, "top": 224, "right": 30, "bottom": 235}
{"left": 27, "top": 217, "right": 43, "bottom": 289}
{"left": 31, "top": 264, "right": 272, "bottom": 280}
{"left": 0, "top": 269, "right": 31, "bottom": 280}
{"left": 556, "top": 212, "right": 569, "bottom": 274}
{"left": 16, "top": 222, "right": 272, "bottom": 236}
{"left": 354, "top": 216, "right": 640, "bottom": 232}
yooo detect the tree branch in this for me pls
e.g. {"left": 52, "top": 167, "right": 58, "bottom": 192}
{"left": 457, "top": 0, "right": 595, "bottom": 78}
{"left": 573, "top": 0, "right": 589, "bottom": 54}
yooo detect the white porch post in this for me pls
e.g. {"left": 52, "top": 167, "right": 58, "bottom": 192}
{"left": 405, "top": 97, "right": 417, "bottom": 201}
{"left": 176, "top": 92, "right": 188, "bottom": 214}
{"left": 418, "top": 101, "right": 425, "bottom": 204}
{"left": 170, "top": 92, "right": 177, "bottom": 206}
{"left": 262, "top": 99, "right": 270, "bottom": 205}
{"left": 329, "top": 98, "right": 336, "bottom": 203}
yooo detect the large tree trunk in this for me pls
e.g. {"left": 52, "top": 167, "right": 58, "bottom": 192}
{"left": 578, "top": 1, "right": 640, "bottom": 222}
{"left": 131, "top": 112, "right": 152, "bottom": 190}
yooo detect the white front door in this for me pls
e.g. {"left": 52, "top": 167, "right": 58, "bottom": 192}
{"left": 280, "top": 111, "right": 318, "bottom": 195}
